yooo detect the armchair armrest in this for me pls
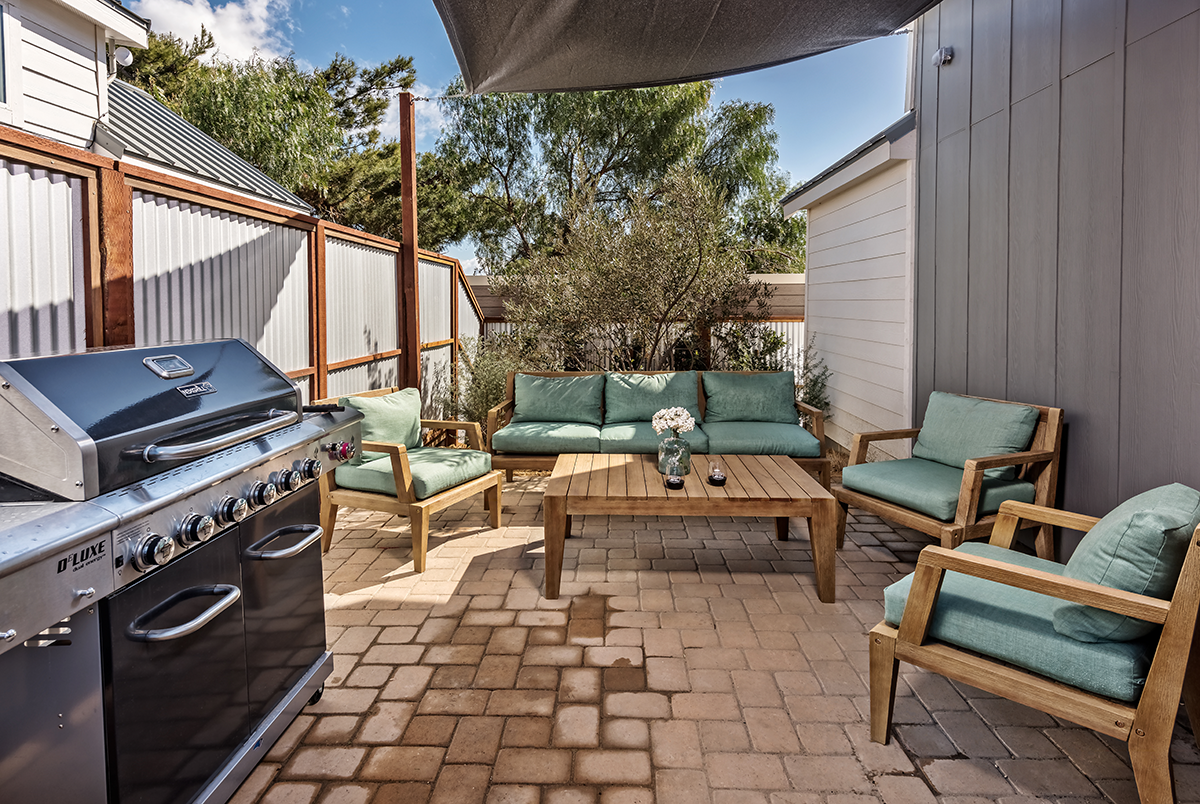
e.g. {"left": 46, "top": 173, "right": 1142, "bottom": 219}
{"left": 954, "top": 449, "right": 1062, "bottom": 529}
{"left": 421, "top": 419, "right": 485, "bottom": 450}
{"left": 898, "top": 545, "right": 1171, "bottom": 646}
{"left": 486, "top": 399, "right": 516, "bottom": 452}
{"left": 359, "top": 440, "right": 416, "bottom": 501}
{"left": 795, "top": 400, "right": 826, "bottom": 453}
{"left": 848, "top": 428, "right": 921, "bottom": 465}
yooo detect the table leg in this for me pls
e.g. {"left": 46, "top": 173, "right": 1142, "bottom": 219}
{"left": 543, "top": 494, "right": 566, "bottom": 599}
{"left": 810, "top": 497, "right": 838, "bottom": 604}
{"left": 775, "top": 516, "right": 790, "bottom": 541}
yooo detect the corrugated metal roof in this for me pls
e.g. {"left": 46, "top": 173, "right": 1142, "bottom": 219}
{"left": 106, "top": 80, "right": 312, "bottom": 212}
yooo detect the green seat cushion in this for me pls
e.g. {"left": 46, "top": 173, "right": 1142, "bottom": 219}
{"left": 702, "top": 421, "right": 820, "bottom": 458}
{"left": 884, "top": 543, "right": 1155, "bottom": 702}
{"left": 702, "top": 372, "right": 798, "bottom": 424}
{"left": 604, "top": 371, "right": 702, "bottom": 424}
{"left": 340, "top": 388, "right": 422, "bottom": 462}
{"left": 911, "top": 392, "right": 1039, "bottom": 481}
{"left": 599, "top": 422, "right": 709, "bottom": 454}
{"left": 1055, "top": 483, "right": 1200, "bottom": 643}
{"left": 841, "top": 457, "right": 1035, "bottom": 522}
{"left": 335, "top": 447, "right": 492, "bottom": 501}
{"left": 490, "top": 421, "right": 601, "bottom": 454}
{"left": 511, "top": 374, "right": 604, "bottom": 425}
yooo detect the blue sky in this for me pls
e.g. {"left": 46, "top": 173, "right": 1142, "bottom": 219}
{"left": 129, "top": 0, "right": 911, "bottom": 267}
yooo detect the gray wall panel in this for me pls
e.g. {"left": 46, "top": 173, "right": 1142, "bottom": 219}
{"left": 1011, "top": 0, "right": 1061, "bottom": 102}
{"left": 936, "top": 0, "right": 972, "bottom": 139}
{"left": 970, "top": 0, "right": 1012, "bottom": 123}
{"left": 933, "top": 129, "right": 969, "bottom": 394}
{"left": 965, "top": 110, "right": 1009, "bottom": 400}
{"left": 1120, "top": 16, "right": 1200, "bottom": 498}
{"left": 918, "top": 7, "right": 941, "bottom": 153}
{"left": 1006, "top": 87, "right": 1059, "bottom": 405}
{"left": 1057, "top": 55, "right": 1122, "bottom": 519}
{"left": 1061, "top": 0, "right": 1118, "bottom": 76}
{"left": 1128, "top": 0, "right": 1200, "bottom": 44}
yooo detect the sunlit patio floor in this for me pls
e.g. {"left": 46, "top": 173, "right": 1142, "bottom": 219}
{"left": 231, "top": 476, "right": 1200, "bottom": 804}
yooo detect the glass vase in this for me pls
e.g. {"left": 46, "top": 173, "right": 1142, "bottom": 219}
{"left": 657, "top": 434, "right": 692, "bottom": 475}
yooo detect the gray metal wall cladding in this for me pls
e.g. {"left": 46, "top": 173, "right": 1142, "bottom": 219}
{"left": 327, "top": 359, "right": 401, "bottom": 400}
{"left": 130, "top": 191, "right": 310, "bottom": 372}
{"left": 325, "top": 237, "right": 399, "bottom": 364}
{"left": 420, "top": 344, "right": 453, "bottom": 418}
{"left": 0, "top": 159, "right": 87, "bottom": 359}
{"left": 418, "top": 258, "right": 452, "bottom": 343}
{"left": 457, "top": 275, "right": 481, "bottom": 342}
{"left": 912, "top": 0, "right": 1200, "bottom": 526}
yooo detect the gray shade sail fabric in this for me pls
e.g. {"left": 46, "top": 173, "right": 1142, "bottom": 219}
{"left": 432, "top": 0, "right": 941, "bottom": 94}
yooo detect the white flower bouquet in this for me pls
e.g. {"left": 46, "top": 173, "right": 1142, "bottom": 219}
{"left": 652, "top": 406, "right": 695, "bottom": 437}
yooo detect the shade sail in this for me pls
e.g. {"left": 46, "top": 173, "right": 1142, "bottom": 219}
{"left": 432, "top": 0, "right": 942, "bottom": 94}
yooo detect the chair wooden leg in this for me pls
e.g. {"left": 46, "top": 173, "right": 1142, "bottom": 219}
{"left": 1035, "top": 523, "right": 1056, "bottom": 561}
{"left": 487, "top": 477, "right": 502, "bottom": 529}
{"left": 1182, "top": 633, "right": 1200, "bottom": 751}
{"left": 1128, "top": 729, "right": 1175, "bottom": 804}
{"left": 320, "top": 499, "right": 339, "bottom": 553}
{"left": 411, "top": 507, "right": 431, "bottom": 572}
{"left": 869, "top": 622, "right": 900, "bottom": 744}
{"left": 835, "top": 500, "right": 848, "bottom": 549}
{"left": 506, "top": 469, "right": 514, "bottom": 482}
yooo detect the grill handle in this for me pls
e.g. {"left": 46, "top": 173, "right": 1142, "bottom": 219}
{"left": 142, "top": 409, "right": 300, "bottom": 463}
{"left": 244, "top": 524, "right": 324, "bottom": 561}
{"left": 126, "top": 584, "right": 242, "bottom": 642}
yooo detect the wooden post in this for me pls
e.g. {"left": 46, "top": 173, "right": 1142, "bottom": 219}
{"left": 312, "top": 221, "right": 328, "bottom": 400}
{"left": 399, "top": 92, "right": 421, "bottom": 389}
{"left": 99, "top": 166, "right": 135, "bottom": 346}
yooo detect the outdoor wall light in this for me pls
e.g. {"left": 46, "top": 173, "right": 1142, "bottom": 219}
{"left": 932, "top": 46, "right": 953, "bottom": 66}
{"left": 115, "top": 47, "right": 134, "bottom": 67}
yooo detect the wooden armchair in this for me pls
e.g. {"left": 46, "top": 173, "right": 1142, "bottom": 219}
{"left": 314, "top": 387, "right": 502, "bottom": 572}
{"left": 870, "top": 496, "right": 1200, "bottom": 804}
{"left": 833, "top": 392, "right": 1063, "bottom": 558}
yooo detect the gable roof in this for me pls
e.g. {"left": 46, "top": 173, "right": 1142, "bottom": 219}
{"left": 105, "top": 80, "right": 312, "bottom": 212}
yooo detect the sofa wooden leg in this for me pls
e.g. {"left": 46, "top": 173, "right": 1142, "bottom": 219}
{"left": 869, "top": 622, "right": 900, "bottom": 744}
{"left": 411, "top": 507, "right": 431, "bottom": 572}
{"left": 506, "top": 469, "right": 514, "bottom": 482}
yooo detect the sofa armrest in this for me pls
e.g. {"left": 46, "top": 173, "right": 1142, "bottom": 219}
{"left": 848, "top": 428, "right": 922, "bottom": 465}
{"left": 359, "top": 440, "right": 416, "bottom": 501}
{"left": 897, "top": 544, "right": 1172, "bottom": 647}
{"left": 422, "top": 419, "right": 485, "bottom": 450}
{"left": 486, "top": 399, "right": 516, "bottom": 452}
{"left": 795, "top": 401, "right": 826, "bottom": 453}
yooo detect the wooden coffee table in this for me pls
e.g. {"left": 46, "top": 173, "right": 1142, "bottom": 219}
{"left": 542, "top": 453, "right": 838, "bottom": 602}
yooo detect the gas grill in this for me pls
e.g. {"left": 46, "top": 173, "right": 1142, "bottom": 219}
{"left": 0, "top": 339, "right": 362, "bottom": 804}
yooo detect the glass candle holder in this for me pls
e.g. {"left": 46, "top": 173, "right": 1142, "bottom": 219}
{"left": 707, "top": 458, "right": 727, "bottom": 486}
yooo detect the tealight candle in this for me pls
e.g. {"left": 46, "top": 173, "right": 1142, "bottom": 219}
{"left": 665, "top": 474, "right": 685, "bottom": 490}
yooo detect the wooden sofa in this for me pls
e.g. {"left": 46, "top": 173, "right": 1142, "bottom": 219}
{"left": 486, "top": 370, "right": 831, "bottom": 488}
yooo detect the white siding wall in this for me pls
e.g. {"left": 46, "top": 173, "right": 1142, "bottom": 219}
{"left": 11, "top": 0, "right": 103, "bottom": 147}
{"left": 131, "top": 191, "right": 310, "bottom": 372}
{"left": 805, "top": 161, "right": 914, "bottom": 459}
{"left": 764, "top": 321, "right": 806, "bottom": 372}
{"left": 0, "top": 157, "right": 86, "bottom": 358}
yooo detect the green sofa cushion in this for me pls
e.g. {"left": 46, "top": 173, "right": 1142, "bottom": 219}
{"left": 702, "top": 371, "right": 798, "bottom": 424}
{"left": 884, "top": 543, "right": 1154, "bottom": 702}
{"left": 335, "top": 447, "right": 492, "bottom": 501}
{"left": 605, "top": 371, "right": 702, "bottom": 423}
{"left": 841, "top": 457, "right": 1035, "bottom": 522}
{"left": 1054, "top": 483, "right": 1200, "bottom": 643}
{"left": 340, "top": 388, "right": 422, "bottom": 464}
{"left": 911, "top": 392, "right": 1039, "bottom": 481}
{"left": 702, "top": 421, "right": 820, "bottom": 458}
{"left": 599, "top": 421, "right": 709, "bottom": 454}
{"left": 511, "top": 374, "right": 605, "bottom": 425}
{"left": 491, "top": 421, "right": 601, "bottom": 454}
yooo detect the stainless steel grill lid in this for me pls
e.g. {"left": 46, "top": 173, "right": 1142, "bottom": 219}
{"left": 0, "top": 340, "right": 300, "bottom": 501}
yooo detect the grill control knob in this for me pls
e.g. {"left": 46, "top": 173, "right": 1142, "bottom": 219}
{"left": 325, "top": 441, "right": 356, "bottom": 462}
{"left": 277, "top": 469, "right": 303, "bottom": 492}
{"left": 250, "top": 481, "right": 278, "bottom": 507}
{"left": 215, "top": 496, "right": 249, "bottom": 526}
{"left": 178, "top": 513, "right": 216, "bottom": 545}
{"left": 133, "top": 534, "right": 175, "bottom": 571}
{"left": 301, "top": 458, "right": 323, "bottom": 480}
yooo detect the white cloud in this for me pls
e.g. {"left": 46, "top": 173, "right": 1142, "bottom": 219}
{"left": 378, "top": 82, "right": 447, "bottom": 150}
{"left": 130, "top": 0, "right": 293, "bottom": 62}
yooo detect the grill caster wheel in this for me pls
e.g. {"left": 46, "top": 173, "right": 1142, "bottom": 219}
{"left": 308, "top": 685, "right": 324, "bottom": 705}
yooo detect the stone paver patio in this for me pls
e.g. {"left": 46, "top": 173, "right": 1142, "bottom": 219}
{"left": 232, "top": 476, "right": 1200, "bottom": 804}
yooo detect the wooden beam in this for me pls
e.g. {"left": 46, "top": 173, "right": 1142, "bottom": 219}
{"left": 399, "top": 92, "right": 421, "bottom": 389}
{"left": 99, "top": 167, "right": 135, "bottom": 346}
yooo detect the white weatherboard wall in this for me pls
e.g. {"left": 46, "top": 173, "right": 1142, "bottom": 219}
{"left": 787, "top": 130, "right": 915, "bottom": 459}
{"left": 131, "top": 192, "right": 310, "bottom": 374}
{"left": 0, "top": 157, "right": 86, "bottom": 358}
{"left": 325, "top": 236, "right": 399, "bottom": 398}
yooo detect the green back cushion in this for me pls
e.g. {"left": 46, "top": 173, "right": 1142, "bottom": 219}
{"left": 702, "top": 371, "right": 798, "bottom": 424}
{"left": 340, "top": 388, "right": 422, "bottom": 460}
{"left": 911, "top": 392, "right": 1039, "bottom": 481}
{"left": 605, "top": 371, "right": 701, "bottom": 423}
{"left": 511, "top": 374, "right": 605, "bottom": 425}
{"left": 1054, "top": 483, "right": 1200, "bottom": 642}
